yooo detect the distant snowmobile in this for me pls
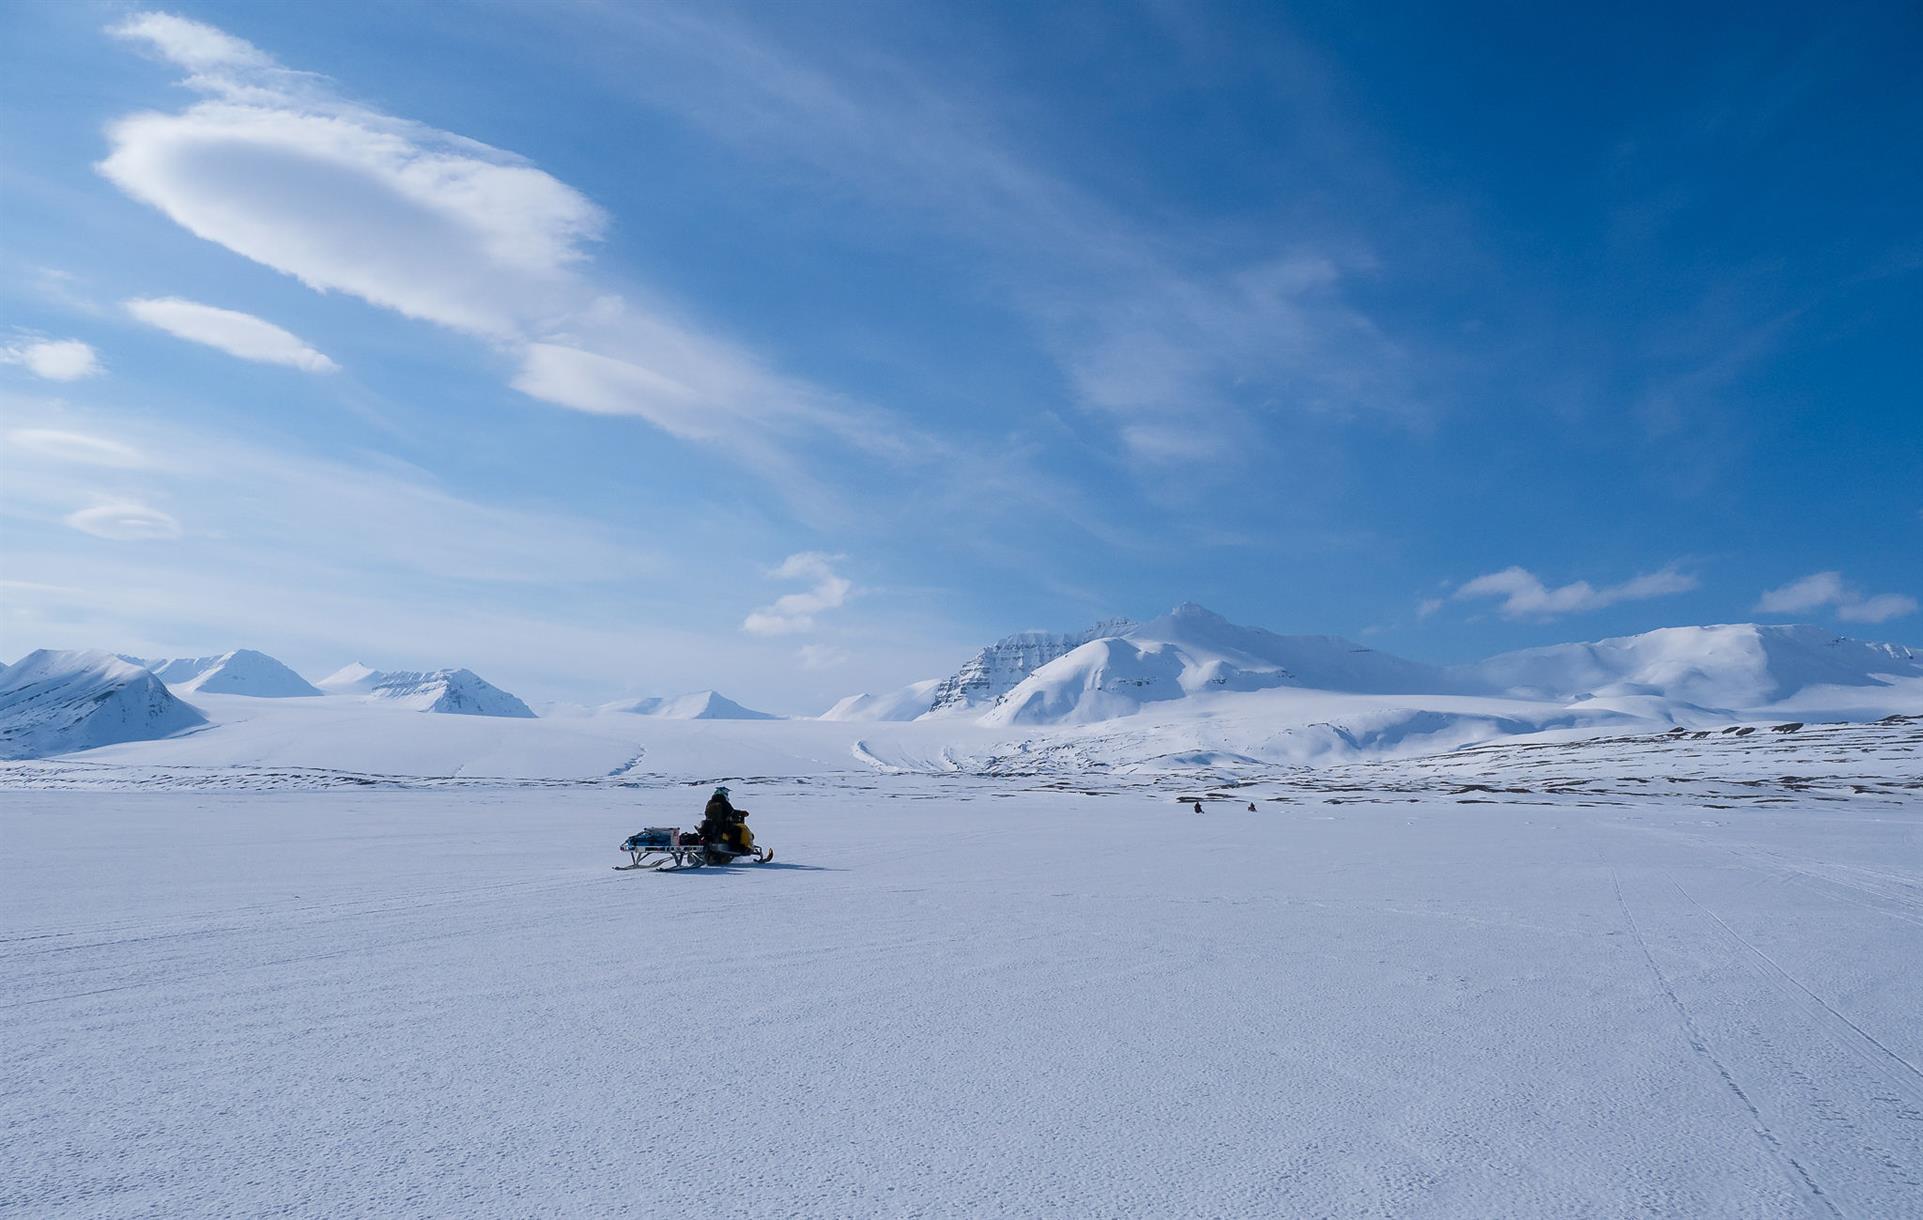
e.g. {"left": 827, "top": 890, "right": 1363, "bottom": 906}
{"left": 615, "top": 826, "right": 772, "bottom": 870}
{"left": 616, "top": 786, "right": 773, "bottom": 870}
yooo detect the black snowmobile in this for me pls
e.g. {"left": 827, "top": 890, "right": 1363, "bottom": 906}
{"left": 616, "top": 786, "right": 772, "bottom": 871}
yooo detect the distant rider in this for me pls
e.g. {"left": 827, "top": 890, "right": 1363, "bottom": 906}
{"left": 699, "top": 785, "right": 751, "bottom": 856}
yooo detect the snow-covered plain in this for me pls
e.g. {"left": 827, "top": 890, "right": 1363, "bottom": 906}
{"left": 5, "top": 719, "right": 1920, "bottom": 1218}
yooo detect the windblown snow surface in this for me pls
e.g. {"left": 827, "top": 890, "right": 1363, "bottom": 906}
{"left": 5, "top": 717, "right": 1921, "bottom": 1218}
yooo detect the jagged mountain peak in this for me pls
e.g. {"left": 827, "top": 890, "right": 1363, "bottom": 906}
{"left": 924, "top": 616, "right": 1137, "bottom": 716}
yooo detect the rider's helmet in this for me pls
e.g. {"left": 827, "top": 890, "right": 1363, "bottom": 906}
{"left": 714, "top": 785, "right": 731, "bottom": 797}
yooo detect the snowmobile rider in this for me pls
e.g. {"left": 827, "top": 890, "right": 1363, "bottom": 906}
{"left": 699, "top": 786, "right": 752, "bottom": 855}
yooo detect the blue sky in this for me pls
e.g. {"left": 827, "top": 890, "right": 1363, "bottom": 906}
{"left": 2, "top": 0, "right": 1918, "bottom": 712}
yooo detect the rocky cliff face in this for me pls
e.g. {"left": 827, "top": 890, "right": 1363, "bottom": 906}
{"left": 926, "top": 619, "right": 1135, "bottom": 716}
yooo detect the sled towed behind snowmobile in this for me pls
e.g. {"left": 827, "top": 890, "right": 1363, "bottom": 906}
{"left": 616, "top": 826, "right": 773, "bottom": 870}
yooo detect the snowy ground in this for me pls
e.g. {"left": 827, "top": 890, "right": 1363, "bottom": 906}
{"left": 5, "top": 725, "right": 1921, "bottom": 1218}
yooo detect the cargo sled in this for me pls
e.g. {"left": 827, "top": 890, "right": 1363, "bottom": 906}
{"left": 615, "top": 826, "right": 773, "bottom": 870}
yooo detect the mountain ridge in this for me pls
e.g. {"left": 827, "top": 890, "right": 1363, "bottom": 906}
{"left": 123, "top": 649, "right": 322, "bottom": 698}
{"left": 1, "top": 649, "right": 207, "bottom": 758}
{"left": 830, "top": 606, "right": 1922, "bottom": 728}
{"left": 318, "top": 664, "right": 536, "bottom": 717}
{"left": 601, "top": 690, "right": 779, "bottom": 720}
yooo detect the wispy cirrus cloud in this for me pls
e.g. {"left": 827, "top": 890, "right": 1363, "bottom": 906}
{"left": 576, "top": 7, "right": 1411, "bottom": 467}
{"left": 1, "top": 338, "right": 102, "bottom": 381}
{"left": 1445, "top": 564, "right": 1698, "bottom": 620}
{"left": 6, "top": 428, "right": 148, "bottom": 468}
{"left": 113, "top": 11, "right": 270, "bottom": 73}
{"left": 1757, "top": 571, "right": 1916, "bottom": 624}
{"left": 124, "top": 297, "right": 339, "bottom": 372}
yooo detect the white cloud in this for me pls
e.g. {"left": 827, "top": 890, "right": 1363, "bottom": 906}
{"left": 114, "top": 11, "right": 271, "bottom": 72}
{"left": 98, "top": 103, "right": 596, "bottom": 339}
{"left": 742, "top": 551, "right": 852, "bottom": 635}
{"left": 1757, "top": 571, "right": 1916, "bottom": 624}
{"left": 1, "top": 339, "right": 102, "bottom": 381}
{"left": 6, "top": 428, "right": 148, "bottom": 467}
{"left": 1841, "top": 594, "right": 1919, "bottom": 624}
{"left": 1755, "top": 571, "right": 1847, "bottom": 615}
{"left": 1450, "top": 564, "right": 1697, "bottom": 619}
{"left": 102, "top": 13, "right": 600, "bottom": 339}
{"left": 124, "top": 297, "right": 339, "bottom": 372}
{"left": 65, "top": 500, "right": 182, "bottom": 541}
{"left": 510, "top": 342, "right": 713, "bottom": 438}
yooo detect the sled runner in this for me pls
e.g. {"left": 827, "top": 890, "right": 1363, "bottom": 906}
{"left": 615, "top": 826, "right": 773, "bottom": 871}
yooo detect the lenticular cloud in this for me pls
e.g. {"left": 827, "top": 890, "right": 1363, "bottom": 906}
{"left": 125, "top": 297, "right": 339, "bottom": 372}
{"left": 101, "top": 16, "right": 603, "bottom": 339}
{"left": 100, "top": 108, "right": 600, "bottom": 340}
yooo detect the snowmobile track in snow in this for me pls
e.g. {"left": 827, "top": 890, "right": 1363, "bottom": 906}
{"left": 1610, "top": 869, "right": 1845, "bottom": 1219}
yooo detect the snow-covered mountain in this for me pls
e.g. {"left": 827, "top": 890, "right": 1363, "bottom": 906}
{"left": 925, "top": 619, "right": 1135, "bottom": 716}
{"left": 5, "top": 615, "right": 1916, "bottom": 770}
{"left": 123, "top": 649, "right": 321, "bottom": 697}
{"left": 820, "top": 679, "right": 943, "bottom": 722}
{"left": 982, "top": 604, "right": 1453, "bottom": 726}
{"left": 601, "top": 691, "right": 778, "bottom": 720}
{"left": 315, "top": 662, "right": 382, "bottom": 693}
{"left": 844, "top": 610, "right": 1921, "bottom": 731}
{"left": 319, "top": 664, "right": 535, "bottom": 717}
{"left": 1465, "top": 623, "right": 1923, "bottom": 709}
{"left": 119, "top": 654, "right": 208, "bottom": 684}
{"left": 0, "top": 650, "right": 206, "bottom": 758}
